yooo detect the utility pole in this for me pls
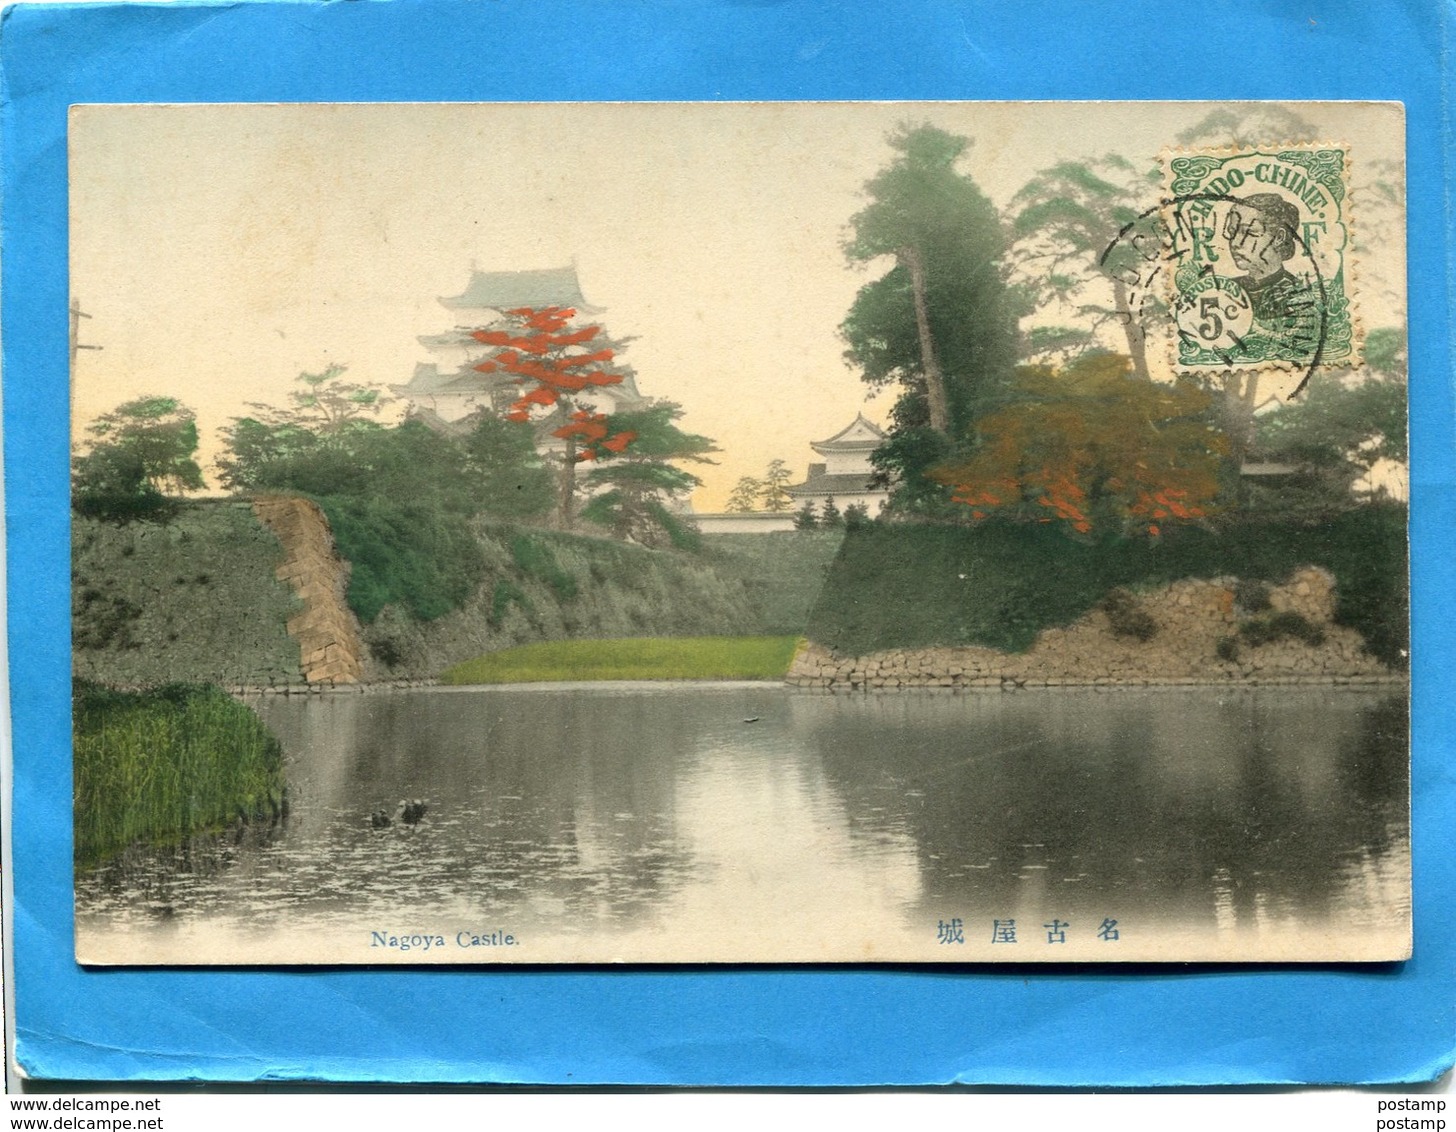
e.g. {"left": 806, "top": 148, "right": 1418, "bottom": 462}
{"left": 69, "top": 296, "right": 102, "bottom": 417}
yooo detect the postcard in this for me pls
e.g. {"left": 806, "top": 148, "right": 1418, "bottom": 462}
{"left": 67, "top": 101, "right": 1408, "bottom": 965}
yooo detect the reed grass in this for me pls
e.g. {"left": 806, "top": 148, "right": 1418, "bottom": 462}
{"left": 73, "top": 682, "right": 286, "bottom": 867}
{"left": 441, "top": 636, "right": 802, "bottom": 685}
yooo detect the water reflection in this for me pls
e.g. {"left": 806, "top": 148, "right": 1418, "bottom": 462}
{"left": 74, "top": 685, "right": 1408, "bottom": 963}
{"left": 797, "top": 688, "right": 1408, "bottom": 943}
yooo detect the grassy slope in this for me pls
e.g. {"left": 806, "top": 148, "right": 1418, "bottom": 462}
{"left": 805, "top": 507, "right": 1408, "bottom": 665}
{"left": 73, "top": 682, "right": 286, "bottom": 866}
{"left": 363, "top": 525, "right": 843, "bottom": 679}
{"left": 441, "top": 635, "right": 802, "bottom": 684}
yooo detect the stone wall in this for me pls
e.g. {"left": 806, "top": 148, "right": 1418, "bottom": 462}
{"left": 74, "top": 508, "right": 829, "bottom": 688}
{"left": 252, "top": 496, "right": 366, "bottom": 685}
{"left": 73, "top": 505, "right": 306, "bottom": 689}
{"left": 787, "top": 567, "right": 1400, "bottom": 690}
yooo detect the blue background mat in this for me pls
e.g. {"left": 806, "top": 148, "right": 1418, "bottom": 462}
{"left": 4, "top": 0, "right": 1452, "bottom": 1085}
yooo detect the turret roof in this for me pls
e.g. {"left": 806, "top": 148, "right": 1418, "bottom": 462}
{"left": 810, "top": 413, "right": 888, "bottom": 453}
{"left": 439, "top": 266, "right": 601, "bottom": 314}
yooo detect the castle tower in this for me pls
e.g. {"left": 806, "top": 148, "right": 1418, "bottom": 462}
{"left": 395, "top": 266, "right": 644, "bottom": 432}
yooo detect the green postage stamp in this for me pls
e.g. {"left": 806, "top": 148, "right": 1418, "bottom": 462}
{"left": 1160, "top": 145, "right": 1357, "bottom": 379}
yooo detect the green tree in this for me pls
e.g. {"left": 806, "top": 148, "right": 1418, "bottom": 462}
{"left": 793, "top": 501, "right": 818, "bottom": 530}
{"left": 579, "top": 401, "right": 718, "bottom": 549}
{"left": 74, "top": 396, "right": 205, "bottom": 521}
{"left": 351, "top": 420, "right": 482, "bottom": 515}
{"left": 1006, "top": 108, "right": 1332, "bottom": 462}
{"left": 1246, "top": 371, "right": 1406, "bottom": 520}
{"left": 269, "top": 363, "right": 388, "bottom": 439}
{"left": 217, "top": 371, "right": 517, "bottom": 626}
{"left": 217, "top": 416, "right": 314, "bottom": 492}
{"left": 81, "top": 395, "right": 204, "bottom": 495}
{"left": 760, "top": 459, "right": 794, "bottom": 512}
{"left": 462, "top": 413, "right": 556, "bottom": 520}
{"left": 218, "top": 366, "right": 390, "bottom": 492}
{"left": 72, "top": 444, "right": 169, "bottom": 522}
{"left": 819, "top": 496, "right": 844, "bottom": 528}
{"left": 1007, "top": 155, "right": 1162, "bottom": 380}
{"left": 1364, "top": 327, "right": 1408, "bottom": 381}
{"left": 841, "top": 124, "right": 1020, "bottom": 511}
{"left": 726, "top": 475, "right": 764, "bottom": 513}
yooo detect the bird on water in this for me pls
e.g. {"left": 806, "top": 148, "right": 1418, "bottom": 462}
{"left": 397, "top": 799, "right": 428, "bottom": 825}
{"left": 369, "top": 799, "right": 428, "bottom": 829}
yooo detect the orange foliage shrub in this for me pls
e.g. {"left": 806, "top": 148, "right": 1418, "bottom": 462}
{"left": 932, "top": 354, "right": 1226, "bottom": 537}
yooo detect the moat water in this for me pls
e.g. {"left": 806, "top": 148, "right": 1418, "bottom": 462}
{"left": 74, "top": 684, "right": 1409, "bottom": 964}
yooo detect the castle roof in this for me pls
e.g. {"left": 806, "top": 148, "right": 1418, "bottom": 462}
{"left": 810, "top": 413, "right": 887, "bottom": 455}
{"left": 786, "top": 471, "right": 886, "bottom": 498}
{"left": 439, "top": 266, "right": 601, "bottom": 314}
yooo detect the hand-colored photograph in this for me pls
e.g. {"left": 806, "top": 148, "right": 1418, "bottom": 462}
{"left": 69, "top": 101, "right": 1409, "bottom": 964}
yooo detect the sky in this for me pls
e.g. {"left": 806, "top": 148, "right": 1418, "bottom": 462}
{"left": 69, "top": 101, "right": 1406, "bottom": 510}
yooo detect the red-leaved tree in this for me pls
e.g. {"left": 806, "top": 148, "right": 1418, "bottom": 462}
{"left": 471, "top": 306, "right": 637, "bottom": 526}
{"left": 930, "top": 353, "right": 1226, "bottom": 538}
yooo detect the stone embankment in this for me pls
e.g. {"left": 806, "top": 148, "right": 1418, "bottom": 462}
{"left": 787, "top": 567, "right": 1401, "bottom": 691}
{"left": 229, "top": 677, "right": 438, "bottom": 696}
{"left": 252, "top": 496, "right": 366, "bottom": 685}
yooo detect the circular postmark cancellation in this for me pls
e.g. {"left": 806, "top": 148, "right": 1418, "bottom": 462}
{"left": 1101, "top": 145, "right": 1358, "bottom": 397}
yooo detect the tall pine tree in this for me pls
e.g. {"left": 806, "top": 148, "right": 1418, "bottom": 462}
{"left": 841, "top": 124, "right": 1020, "bottom": 514}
